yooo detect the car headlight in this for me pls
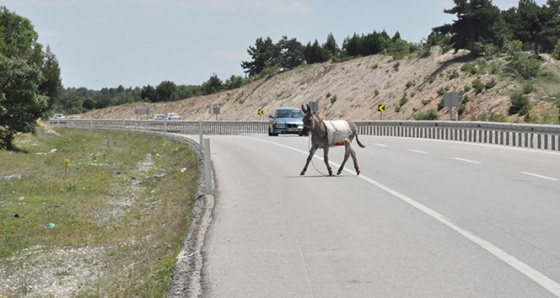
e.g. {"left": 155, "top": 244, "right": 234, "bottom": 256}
{"left": 275, "top": 122, "right": 286, "bottom": 128}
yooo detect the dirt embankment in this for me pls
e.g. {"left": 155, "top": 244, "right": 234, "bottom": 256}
{"left": 72, "top": 47, "right": 558, "bottom": 123}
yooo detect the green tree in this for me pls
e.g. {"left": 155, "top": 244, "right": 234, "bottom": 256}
{"left": 515, "top": 0, "right": 544, "bottom": 53}
{"left": 40, "top": 45, "right": 62, "bottom": 109}
{"left": 141, "top": 84, "right": 156, "bottom": 101}
{"left": 276, "top": 36, "right": 304, "bottom": 71}
{"left": 342, "top": 33, "right": 362, "bottom": 57}
{"left": 0, "top": 7, "right": 42, "bottom": 64}
{"left": 201, "top": 74, "right": 222, "bottom": 95}
{"left": 155, "top": 80, "right": 177, "bottom": 102}
{"left": 323, "top": 33, "right": 340, "bottom": 59}
{"left": 304, "top": 40, "right": 329, "bottom": 64}
{"left": 505, "top": 40, "right": 541, "bottom": 79}
{"left": 241, "top": 37, "right": 278, "bottom": 77}
{"left": 224, "top": 75, "right": 246, "bottom": 90}
{"left": 176, "top": 85, "right": 202, "bottom": 99}
{"left": 0, "top": 7, "right": 58, "bottom": 150}
{"left": 435, "top": 0, "right": 504, "bottom": 53}
{"left": 342, "top": 30, "right": 393, "bottom": 57}
{"left": 82, "top": 98, "right": 95, "bottom": 110}
{"left": 0, "top": 57, "right": 49, "bottom": 149}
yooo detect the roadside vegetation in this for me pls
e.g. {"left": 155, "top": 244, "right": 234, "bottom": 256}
{"left": 0, "top": 127, "right": 199, "bottom": 296}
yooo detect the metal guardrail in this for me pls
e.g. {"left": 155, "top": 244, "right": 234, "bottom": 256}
{"left": 355, "top": 120, "right": 560, "bottom": 151}
{"left": 48, "top": 119, "right": 560, "bottom": 152}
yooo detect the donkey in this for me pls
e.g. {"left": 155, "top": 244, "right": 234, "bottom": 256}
{"left": 300, "top": 104, "right": 365, "bottom": 176}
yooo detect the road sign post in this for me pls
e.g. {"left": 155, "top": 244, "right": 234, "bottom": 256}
{"left": 444, "top": 92, "right": 459, "bottom": 121}
{"left": 378, "top": 104, "right": 385, "bottom": 120}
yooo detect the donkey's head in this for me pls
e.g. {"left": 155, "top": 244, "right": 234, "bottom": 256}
{"left": 301, "top": 104, "right": 316, "bottom": 136}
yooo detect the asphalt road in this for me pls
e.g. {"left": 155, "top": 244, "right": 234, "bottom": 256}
{"left": 198, "top": 134, "right": 560, "bottom": 297}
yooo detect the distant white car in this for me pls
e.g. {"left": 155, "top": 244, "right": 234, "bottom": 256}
{"left": 152, "top": 114, "right": 165, "bottom": 120}
{"left": 51, "top": 114, "right": 65, "bottom": 120}
{"left": 166, "top": 113, "right": 181, "bottom": 121}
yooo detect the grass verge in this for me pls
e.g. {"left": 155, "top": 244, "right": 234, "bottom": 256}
{"left": 0, "top": 126, "right": 199, "bottom": 297}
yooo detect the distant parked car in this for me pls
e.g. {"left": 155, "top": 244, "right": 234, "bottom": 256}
{"left": 152, "top": 114, "right": 165, "bottom": 120}
{"left": 51, "top": 114, "right": 65, "bottom": 120}
{"left": 268, "top": 107, "right": 304, "bottom": 136}
{"left": 166, "top": 113, "right": 181, "bottom": 121}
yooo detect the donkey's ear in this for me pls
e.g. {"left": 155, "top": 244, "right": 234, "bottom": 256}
{"left": 306, "top": 103, "right": 311, "bottom": 113}
{"left": 301, "top": 104, "right": 308, "bottom": 113}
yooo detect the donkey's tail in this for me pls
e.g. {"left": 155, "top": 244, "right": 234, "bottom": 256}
{"left": 355, "top": 134, "right": 365, "bottom": 148}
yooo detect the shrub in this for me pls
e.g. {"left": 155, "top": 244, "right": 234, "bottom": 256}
{"left": 472, "top": 41, "right": 500, "bottom": 57}
{"left": 399, "top": 93, "right": 408, "bottom": 107}
{"left": 485, "top": 79, "right": 497, "bottom": 89}
{"left": 505, "top": 40, "right": 541, "bottom": 79}
{"left": 448, "top": 70, "right": 460, "bottom": 80}
{"left": 522, "top": 83, "right": 534, "bottom": 94}
{"left": 461, "top": 63, "right": 478, "bottom": 75}
{"left": 437, "top": 98, "right": 444, "bottom": 111}
{"left": 472, "top": 78, "right": 484, "bottom": 94}
{"left": 509, "top": 91, "right": 531, "bottom": 115}
{"left": 414, "top": 109, "right": 439, "bottom": 120}
{"left": 428, "top": 76, "right": 435, "bottom": 84}
{"left": 421, "top": 98, "right": 431, "bottom": 106}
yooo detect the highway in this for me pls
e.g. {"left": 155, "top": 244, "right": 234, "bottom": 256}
{"left": 198, "top": 134, "right": 560, "bottom": 297}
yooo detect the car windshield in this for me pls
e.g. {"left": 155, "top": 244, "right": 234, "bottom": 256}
{"left": 276, "top": 109, "right": 303, "bottom": 118}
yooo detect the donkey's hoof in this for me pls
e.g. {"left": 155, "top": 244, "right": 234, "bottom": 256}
{"left": 356, "top": 170, "right": 360, "bottom": 175}
{"left": 300, "top": 171, "right": 306, "bottom": 176}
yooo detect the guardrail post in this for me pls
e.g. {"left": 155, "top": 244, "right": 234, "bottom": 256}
{"left": 203, "top": 138, "right": 213, "bottom": 195}
{"left": 199, "top": 121, "right": 203, "bottom": 148}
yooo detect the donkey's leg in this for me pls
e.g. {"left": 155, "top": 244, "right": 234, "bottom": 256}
{"left": 337, "top": 144, "right": 351, "bottom": 175}
{"left": 349, "top": 147, "right": 360, "bottom": 175}
{"left": 322, "top": 147, "right": 333, "bottom": 176}
{"left": 300, "top": 147, "right": 318, "bottom": 175}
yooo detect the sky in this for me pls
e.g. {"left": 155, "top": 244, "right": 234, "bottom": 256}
{"left": 0, "top": 0, "right": 547, "bottom": 90}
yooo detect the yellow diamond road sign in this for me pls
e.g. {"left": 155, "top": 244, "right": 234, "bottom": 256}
{"left": 258, "top": 109, "right": 264, "bottom": 116}
{"left": 378, "top": 104, "right": 385, "bottom": 112}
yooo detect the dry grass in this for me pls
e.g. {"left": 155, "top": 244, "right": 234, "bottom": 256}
{"left": 0, "top": 126, "right": 199, "bottom": 297}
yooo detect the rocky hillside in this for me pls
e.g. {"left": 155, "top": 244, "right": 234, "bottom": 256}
{"left": 73, "top": 47, "right": 560, "bottom": 123}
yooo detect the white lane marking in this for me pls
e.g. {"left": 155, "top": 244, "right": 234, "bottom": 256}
{"left": 354, "top": 174, "right": 560, "bottom": 297}
{"left": 246, "top": 136, "right": 560, "bottom": 297}
{"left": 453, "top": 157, "right": 481, "bottom": 164}
{"left": 409, "top": 149, "right": 428, "bottom": 154}
{"left": 373, "top": 143, "right": 388, "bottom": 147}
{"left": 520, "top": 172, "right": 559, "bottom": 182}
